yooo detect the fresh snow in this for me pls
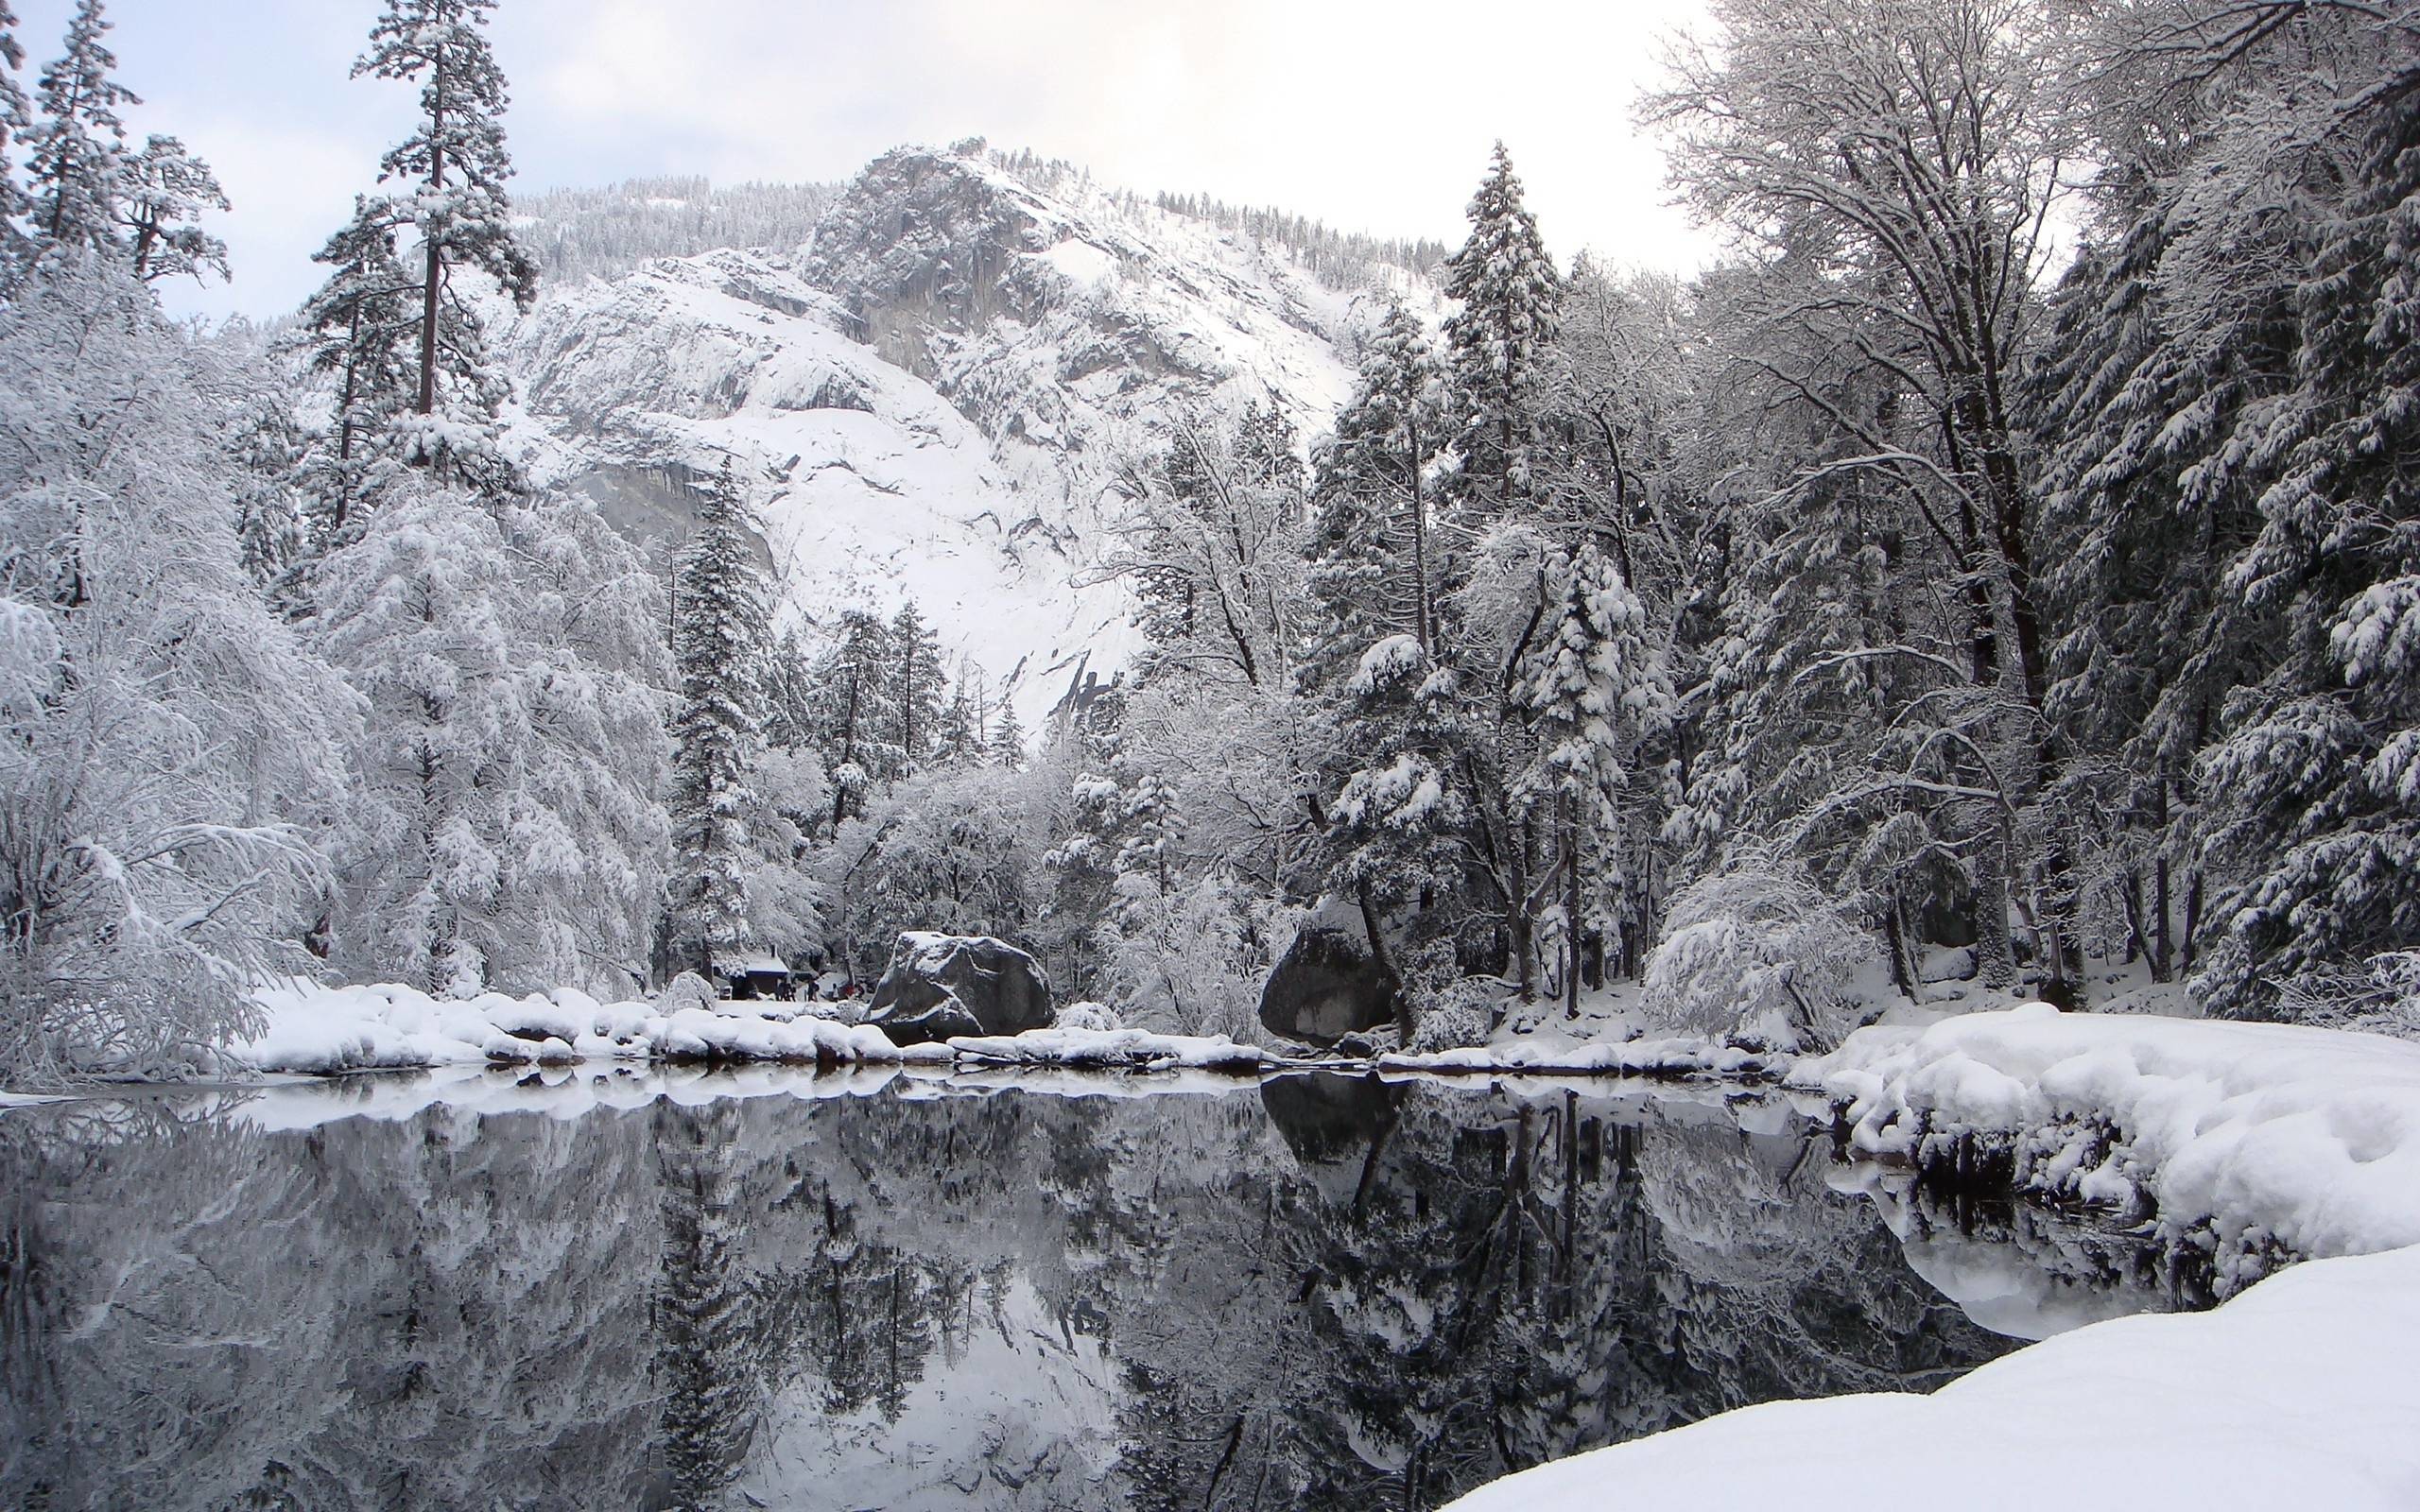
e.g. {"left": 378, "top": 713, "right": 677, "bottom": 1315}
{"left": 239, "top": 980, "right": 935, "bottom": 1073}
{"left": 1800, "top": 1003, "right": 2420, "bottom": 1273}
{"left": 949, "top": 1026, "right": 1269, "bottom": 1073}
{"left": 1378, "top": 1034, "right": 1784, "bottom": 1079}
{"left": 1445, "top": 1241, "right": 2420, "bottom": 1512}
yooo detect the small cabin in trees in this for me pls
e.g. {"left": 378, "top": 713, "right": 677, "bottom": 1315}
{"left": 723, "top": 953, "right": 795, "bottom": 1002}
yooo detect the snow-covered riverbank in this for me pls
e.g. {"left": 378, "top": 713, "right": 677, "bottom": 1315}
{"left": 1447, "top": 1238, "right": 2420, "bottom": 1511}
{"left": 1446, "top": 1005, "right": 2420, "bottom": 1510}
{"left": 1799, "top": 1003, "right": 2420, "bottom": 1283}
{"left": 225, "top": 980, "right": 1772, "bottom": 1082}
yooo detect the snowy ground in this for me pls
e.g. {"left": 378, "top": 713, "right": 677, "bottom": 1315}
{"left": 227, "top": 980, "right": 1772, "bottom": 1083}
{"left": 1801, "top": 1003, "right": 2420, "bottom": 1281}
{"left": 1442, "top": 1003, "right": 2420, "bottom": 1510}
{"left": 1446, "top": 1239, "right": 2420, "bottom": 1512}
{"left": 236, "top": 980, "right": 948, "bottom": 1073}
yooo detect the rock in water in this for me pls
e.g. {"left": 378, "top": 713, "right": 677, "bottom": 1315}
{"left": 866, "top": 933, "right": 1054, "bottom": 1045}
{"left": 1258, "top": 901, "right": 1400, "bottom": 1046}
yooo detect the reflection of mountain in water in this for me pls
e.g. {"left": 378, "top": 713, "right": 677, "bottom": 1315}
{"left": 0, "top": 1074, "right": 2165, "bottom": 1510}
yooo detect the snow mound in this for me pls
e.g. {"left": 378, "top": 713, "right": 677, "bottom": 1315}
{"left": 1379, "top": 1033, "right": 1787, "bottom": 1080}
{"left": 1446, "top": 1242, "right": 2420, "bottom": 1512}
{"left": 946, "top": 1025, "right": 1268, "bottom": 1073}
{"left": 1800, "top": 1005, "right": 2420, "bottom": 1268}
{"left": 238, "top": 980, "right": 941, "bottom": 1074}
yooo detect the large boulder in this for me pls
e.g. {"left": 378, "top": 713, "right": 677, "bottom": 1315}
{"left": 865, "top": 933, "right": 1054, "bottom": 1045}
{"left": 1259, "top": 900, "right": 1400, "bottom": 1046}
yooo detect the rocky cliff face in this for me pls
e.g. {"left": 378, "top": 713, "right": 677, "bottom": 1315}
{"left": 499, "top": 144, "right": 1435, "bottom": 727}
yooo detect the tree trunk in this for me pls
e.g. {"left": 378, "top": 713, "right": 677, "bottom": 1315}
{"left": 1972, "top": 812, "right": 2017, "bottom": 990}
{"left": 416, "top": 63, "right": 447, "bottom": 420}
{"left": 1564, "top": 794, "right": 1582, "bottom": 1022}
{"left": 1510, "top": 813, "right": 1535, "bottom": 1001}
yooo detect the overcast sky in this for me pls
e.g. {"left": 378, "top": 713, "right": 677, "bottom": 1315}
{"left": 12, "top": 0, "right": 1716, "bottom": 321}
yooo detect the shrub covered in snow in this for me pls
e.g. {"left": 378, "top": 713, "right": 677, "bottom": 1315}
{"left": 1408, "top": 975, "right": 1497, "bottom": 1053}
{"left": 654, "top": 971, "right": 719, "bottom": 1015}
{"left": 1642, "top": 855, "right": 1876, "bottom": 1049}
{"left": 1388, "top": 939, "right": 1502, "bottom": 1053}
{"left": 1057, "top": 1001, "right": 1122, "bottom": 1032}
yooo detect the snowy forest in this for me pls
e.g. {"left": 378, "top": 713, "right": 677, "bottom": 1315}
{"left": 4, "top": 0, "right": 2420, "bottom": 1088}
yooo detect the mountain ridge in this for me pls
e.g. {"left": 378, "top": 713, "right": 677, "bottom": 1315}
{"left": 497, "top": 141, "right": 1444, "bottom": 726}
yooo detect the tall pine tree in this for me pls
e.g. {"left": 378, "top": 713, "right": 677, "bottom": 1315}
{"left": 353, "top": 0, "right": 538, "bottom": 478}
{"left": 0, "top": 3, "right": 33, "bottom": 280}
{"left": 666, "top": 461, "right": 769, "bottom": 978}
{"left": 1306, "top": 301, "right": 1445, "bottom": 677}
{"left": 23, "top": 0, "right": 133, "bottom": 253}
{"left": 1440, "top": 143, "right": 1563, "bottom": 532}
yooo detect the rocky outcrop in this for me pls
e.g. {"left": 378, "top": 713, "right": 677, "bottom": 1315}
{"left": 1258, "top": 902, "right": 1400, "bottom": 1046}
{"left": 865, "top": 933, "right": 1054, "bottom": 1045}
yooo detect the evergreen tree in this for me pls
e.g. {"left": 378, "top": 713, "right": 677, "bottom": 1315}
{"left": 666, "top": 462, "right": 769, "bottom": 978}
{"left": 1440, "top": 143, "right": 1564, "bottom": 530}
{"left": 353, "top": 0, "right": 538, "bottom": 478}
{"left": 115, "top": 132, "right": 226, "bottom": 283}
{"left": 0, "top": 3, "right": 34, "bottom": 280}
{"left": 991, "top": 702, "right": 1027, "bottom": 770}
{"left": 23, "top": 0, "right": 134, "bottom": 254}
{"left": 1513, "top": 543, "right": 1672, "bottom": 1014}
{"left": 889, "top": 598, "right": 948, "bottom": 776}
{"left": 2190, "top": 41, "right": 2420, "bottom": 1020}
{"left": 291, "top": 197, "right": 420, "bottom": 549}
{"left": 1305, "top": 301, "right": 1445, "bottom": 679}
{"left": 228, "top": 399, "right": 308, "bottom": 602}
{"left": 933, "top": 671, "right": 983, "bottom": 769}
{"left": 811, "top": 608, "right": 899, "bottom": 829}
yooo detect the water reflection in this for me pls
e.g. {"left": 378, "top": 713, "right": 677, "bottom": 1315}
{"left": 0, "top": 1070, "right": 2187, "bottom": 1510}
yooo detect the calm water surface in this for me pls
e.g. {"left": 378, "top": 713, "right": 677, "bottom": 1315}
{"left": 0, "top": 1067, "right": 2196, "bottom": 1510}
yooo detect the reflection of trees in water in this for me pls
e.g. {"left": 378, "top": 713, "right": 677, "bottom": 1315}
{"left": 1119, "top": 1078, "right": 2022, "bottom": 1511}
{"left": 651, "top": 1100, "right": 752, "bottom": 1512}
{"left": 3, "top": 1090, "right": 664, "bottom": 1510}
{"left": 5, "top": 1076, "right": 2036, "bottom": 1512}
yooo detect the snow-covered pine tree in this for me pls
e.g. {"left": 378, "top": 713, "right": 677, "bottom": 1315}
{"left": 760, "top": 623, "right": 819, "bottom": 750}
{"left": 291, "top": 197, "right": 420, "bottom": 550}
{"left": 2189, "top": 25, "right": 2420, "bottom": 1021}
{"left": 353, "top": 0, "right": 538, "bottom": 480}
{"left": 933, "top": 672, "right": 983, "bottom": 769}
{"left": 811, "top": 608, "right": 900, "bottom": 829}
{"left": 666, "top": 461, "right": 769, "bottom": 978}
{"left": 227, "top": 397, "right": 309, "bottom": 601}
{"left": 991, "top": 702, "right": 1028, "bottom": 770}
{"left": 1305, "top": 301, "right": 1444, "bottom": 679}
{"left": 0, "top": 3, "right": 33, "bottom": 280}
{"left": 1440, "top": 142, "right": 1563, "bottom": 532}
{"left": 1321, "top": 630, "right": 1474, "bottom": 1033}
{"left": 116, "top": 133, "right": 226, "bottom": 283}
{"left": 2028, "top": 172, "right": 2290, "bottom": 986}
{"left": 890, "top": 598, "right": 947, "bottom": 776}
{"left": 23, "top": 0, "right": 133, "bottom": 254}
{"left": 1513, "top": 543, "right": 1671, "bottom": 1016}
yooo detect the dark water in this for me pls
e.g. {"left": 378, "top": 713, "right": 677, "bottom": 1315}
{"left": 0, "top": 1068, "right": 2192, "bottom": 1511}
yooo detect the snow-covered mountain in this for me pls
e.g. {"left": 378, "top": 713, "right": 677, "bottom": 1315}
{"left": 499, "top": 144, "right": 1438, "bottom": 726}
